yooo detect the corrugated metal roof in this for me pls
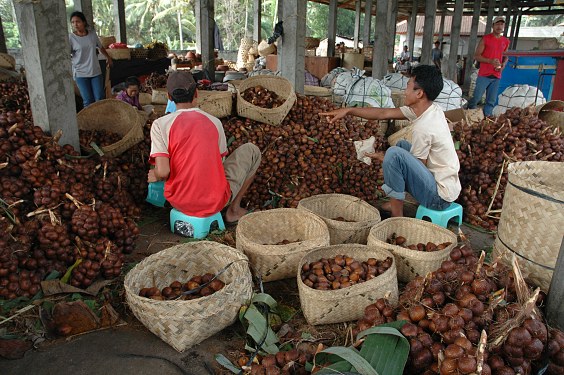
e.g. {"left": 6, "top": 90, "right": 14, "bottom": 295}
{"left": 396, "top": 15, "right": 487, "bottom": 36}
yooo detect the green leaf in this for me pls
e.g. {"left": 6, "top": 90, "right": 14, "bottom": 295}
{"left": 70, "top": 293, "right": 83, "bottom": 301}
{"left": 45, "top": 271, "right": 61, "bottom": 281}
{"left": 252, "top": 293, "right": 278, "bottom": 309}
{"left": 306, "top": 136, "right": 319, "bottom": 143}
{"left": 214, "top": 354, "right": 240, "bottom": 374}
{"left": 226, "top": 135, "right": 236, "bottom": 148}
{"left": 316, "top": 347, "right": 378, "bottom": 375}
{"left": 89, "top": 142, "right": 105, "bottom": 156}
{"left": 301, "top": 331, "right": 314, "bottom": 340}
{"left": 454, "top": 140, "right": 461, "bottom": 150}
{"left": 61, "top": 258, "right": 82, "bottom": 284}
{"left": 272, "top": 303, "right": 297, "bottom": 322}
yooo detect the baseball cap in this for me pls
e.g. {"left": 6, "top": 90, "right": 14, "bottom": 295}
{"left": 166, "top": 70, "right": 197, "bottom": 96}
{"left": 493, "top": 16, "right": 505, "bottom": 24}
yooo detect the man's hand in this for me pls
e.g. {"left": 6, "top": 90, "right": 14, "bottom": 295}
{"left": 319, "top": 108, "right": 349, "bottom": 124}
{"left": 147, "top": 169, "right": 157, "bottom": 183}
{"left": 364, "top": 151, "right": 385, "bottom": 162}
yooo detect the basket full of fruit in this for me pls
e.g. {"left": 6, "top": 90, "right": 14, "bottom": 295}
{"left": 367, "top": 217, "right": 458, "bottom": 283}
{"left": 236, "top": 208, "right": 330, "bottom": 282}
{"left": 236, "top": 75, "right": 297, "bottom": 126}
{"left": 297, "top": 244, "right": 398, "bottom": 325}
{"left": 297, "top": 194, "right": 381, "bottom": 245}
{"left": 124, "top": 241, "right": 253, "bottom": 352}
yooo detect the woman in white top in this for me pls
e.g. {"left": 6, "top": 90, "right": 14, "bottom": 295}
{"left": 69, "top": 11, "right": 112, "bottom": 107}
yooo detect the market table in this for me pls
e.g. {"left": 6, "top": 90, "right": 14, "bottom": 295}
{"left": 108, "top": 57, "right": 171, "bottom": 87}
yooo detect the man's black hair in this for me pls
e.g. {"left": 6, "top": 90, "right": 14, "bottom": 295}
{"left": 171, "top": 87, "right": 196, "bottom": 104}
{"left": 410, "top": 65, "right": 443, "bottom": 101}
{"left": 125, "top": 76, "right": 140, "bottom": 88}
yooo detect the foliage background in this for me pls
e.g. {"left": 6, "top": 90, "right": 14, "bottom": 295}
{"left": 0, "top": 0, "right": 562, "bottom": 51}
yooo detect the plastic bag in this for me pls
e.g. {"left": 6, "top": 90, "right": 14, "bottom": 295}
{"left": 354, "top": 136, "right": 376, "bottom": 165}
{"left": 493, "top": 84, "right": 546, "bottom": 116}
{"left": 382, "top": 73, "right": 409, "bottom": 91}
{"left": 434, "top": 78, "right": 464, "bottom": 111}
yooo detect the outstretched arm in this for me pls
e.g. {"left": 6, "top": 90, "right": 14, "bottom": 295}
{"left": 320, "top": 107, "right": 406, "bottom": 124}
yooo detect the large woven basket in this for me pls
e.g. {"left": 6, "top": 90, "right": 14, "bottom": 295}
{"left": 99, "top": 36, "right": 116, "bottom": 49}
{"left": 297, "top": 244, "right": 398, "bottom": 325}
{"left": 367, "top": 218, "right": 458, "bottom": 283}
{"left": 236, "top": 75, "right": 297, "bottom": 126}
{"left": 130, "top": 48, "right": 149, "bottom": 60}
{"left": 236, "top": 208, "right": 330, "bottom": 282}
{"left": 536, "top": 100, "right": 564, "bottom": 132}
{"left": 0, "top": 53, "right": 16, "bottom": 70}
{"left": 304, "top": 85, "right": 332, "bottom": 98}
{"left": 107, "top": 48, "right": 131, "bottom": 60}
{"left": 388, "top": 124, "right": 413, "bottom": 146}
{"left": 124, "top": 241, "right": 253, "bottom": 352}
{"left": 151, "top": 88, "right": 168, "bottom": 105}
{"left": 258, "top": 40, "right": 277, "bottom": 57}
{"left": 492, "top": 161, "right": 564, "bottom": 291}
{"left": 297, "top": 194, "right": 381, "bottom": 245}
{"left": 198, "top": 91, "right": 233, "bottom": 118}
{"left": 77, "top": 99, "right": 145, "bottom": 157}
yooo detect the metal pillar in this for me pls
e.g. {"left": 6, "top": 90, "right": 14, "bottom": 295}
{"left": 328, "top": 0, "right": 338, "bottom": 57}
{"left": 420, "top": 0, "right": 437, "bottom": 65}
{"left": 504, "top": 0, "right": 512, "bottom": 36}
{"left": 372, "top": 0, "right": 388, "bottom": 79}
{"left": 13, "top": 0, "right": 79, "bottom": 150}
{"left": 509, "top": 8, "right": 519, "bottom": 47}
{"left": 463, "top": 0, "right": 482, "bottom": 94}
{"left": 438, "top": 6, "right": 446, "bottom": 43}
{"left": 196, "top": 0, "right": 215, "bottom": 81}
{"left": 279, "top": 0, "right": 307, "bottom": 94}
{"left": 354, "top": 0, "right": 361, "bottom": 50}
{"left": 253, "top": 0, "right": 262, "bottom": 42}
{"left": 512, "top": 11, "right": 522, "bottom": 50}
{"left": 113, "top": 0, "right": 126, "bottom": 44}
{"left": 407, "top": 0, "right": 417, "bottom": 60}
{"left": 363, "top": 0, "right": 373, "bottom": 47}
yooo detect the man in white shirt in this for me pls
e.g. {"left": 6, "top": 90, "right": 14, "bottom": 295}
{"left": 320, "top": 65, "right": 461, "bottom": 217}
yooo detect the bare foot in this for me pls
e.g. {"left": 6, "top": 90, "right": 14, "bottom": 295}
{"left": 224, "top": 205, "right": 248, "bottom": 223}
{"left": 381, "top": 202, "right": 392, "bottom": 212}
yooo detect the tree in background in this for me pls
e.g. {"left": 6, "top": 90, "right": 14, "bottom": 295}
{"left": 0, "top": 0, "right": 20, "bottom": 48}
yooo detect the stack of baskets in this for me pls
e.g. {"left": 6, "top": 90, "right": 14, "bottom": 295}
{"left": 124, "top": 242, "right": 253, "bottom": 352}
{"left": 76, "top": 99, "right": 145, "bottom": 157}
{"left": 236, "top": 75, "right": 296, "bottom": 126}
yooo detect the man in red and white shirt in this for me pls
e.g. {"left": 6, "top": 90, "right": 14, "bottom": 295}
{"left": 148, "top": 71, "right": 261, "bottom": 224}
{"left": 467, "top": 16, "right": 510, "bottom": 116}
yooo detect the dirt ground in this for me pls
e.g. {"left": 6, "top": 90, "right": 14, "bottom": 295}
{"left": 0, "top": 200, "right": 496, "bottom": 375}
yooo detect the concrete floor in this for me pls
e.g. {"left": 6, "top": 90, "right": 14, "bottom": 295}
{"left": 0, "top": 201, "right": 496, "bottom": 375}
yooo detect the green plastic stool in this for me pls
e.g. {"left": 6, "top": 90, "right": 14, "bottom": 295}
{"left": 169, "top": 208, "right": 225, "bottom": 238}
{"left": 415, "top": 202, "right": 463, "bottom": 228}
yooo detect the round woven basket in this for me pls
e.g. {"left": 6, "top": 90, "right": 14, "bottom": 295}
{"left": 367, "top": 217, "right": 458, "bottom": 283}
{"left": 258, "top": 40, "right": 277, "bottom": 57}
{"left": 297, "top": 244, "right": 398, "bottom": 325}
{"left": 129, "top": 48, "right": 149, "bottom": 60}
{"left": 0, "top": 53, "right": 16, "bottom": 70}
{"left": 304, "top": 37, "right": 320, "bottom": 49}
{"left": 297, "top": 194, "right": 381, "bottom": 245}
{"left": 124, "top": 241, "right": 252, "bottom": 352}
{"left": 535, "top": 100, "right": 564, "bottom": 132}
{"left": 107, "top": 48, "right": 131, "bottom": 60}
{"left": 388, "top": 124, "right": 413, "bottom": 146}
{"left": 77, "top": 99, "right": 145, "bottom": 157}
{"left": 198, "top": 91, "right": 233, "bottom": 118}
{"left": 99, "top": 36, "right": 116, "bottom": 49}
{"left": 236, "top": 75, "right": 297, "bottom": 126}
{"left": 492, "top": 161, "right": 564, "bottom": 291}
{"left": 236, "top": 208, "right": 330, "bottom": 282}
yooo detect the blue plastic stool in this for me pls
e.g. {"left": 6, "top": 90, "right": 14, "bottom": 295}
{"left": 415, "top": 202, "right": 463, "bottom": 228}
{"left": 169, "top": 208, "right": 226, "bottom": 238}
{"left": 146, "top": 181, "right": 166, "bottom": 207}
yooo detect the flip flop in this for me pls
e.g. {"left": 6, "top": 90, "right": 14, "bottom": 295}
{"left": 224, "top": 209, "right": 255, "bottom": 227}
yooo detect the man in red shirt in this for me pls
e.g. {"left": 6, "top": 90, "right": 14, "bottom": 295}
{"left": 148, "top": 71, "right": 261, "bottom": 224}
{"left": 467, "top": 16, "right": 510, "bottom": 116}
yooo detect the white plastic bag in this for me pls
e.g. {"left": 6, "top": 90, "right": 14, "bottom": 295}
{"left": 493, "top": 84, "right": 546, "bottom": 116}
{"left": 354, "top": 136, "right": 376, "bottom": 165}
{"left": 382, "top": 73, "right": 409, "bottom": 91}
{"left": 434, "top": 78, "right": 464, "bottom": 111}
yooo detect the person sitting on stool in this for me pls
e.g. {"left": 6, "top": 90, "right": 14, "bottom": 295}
{"left": 116, "top": 76, "right": 143, "bottom": 110}
{"left": 148, "top": 71, "right": 261, "bottom": 224}
{"left": 320, "top": 65, "right": 461, "bottom": 217}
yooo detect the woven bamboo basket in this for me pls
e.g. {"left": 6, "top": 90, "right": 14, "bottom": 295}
{"left": 151, "top": 88, "right": 168, "bottom": 105}
{"left": 236, "top": 208, "right": 330, "bottom": 282}
{"left": 129, "top": 48, "right": 149, "bottom": 60}
{"left": 198, "top": 91, "right": 233, "bottom": 118}
{"left": 124, "top": 241, "right": 252, "bottom": 352}
{"left": 390, "top": 90, "right": 405, "bottom": 108}
{"left": 297, "top": 194, "right": 381, "bottom": 245}
{"left": 388, "top": 124, "right": 413, "bottom": 146}
{"left": 297, "top": 244, "right": 398, "bottom": 325}
{"left": 77, "top": 99, "right": 145, "bottom": 157}
{"left": 258, "top": 40, "right": 277, "bottom": 57}
{"left": 492, "top": 161, "right": 564, "bottom": 292}
{"left": 99, "top": 36, "right": 116, "bottom": 49}
{"left": 107, "top": 48, "right": 131, "bottom": 60}
{"left": 236, "top": 75, "right": 297, "bottom": 126}
{"left": 367, "top": 217, "right": 458, "bottom": 283}
{"left": 0, "top": 53, "right": 16, "bottom": 70}
{"left": 536, "top": 100, "right": 564, "bottom": 132}
{"left": 304, "top": 85, "right": 332, "bottom": 98}
{"left": 139, "top": 93, "right": 152, "bottom": 106}
{"left": 305, "top": 37, "right": 320, "bottom": 49}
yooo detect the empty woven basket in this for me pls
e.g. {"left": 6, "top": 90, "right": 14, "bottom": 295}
{"left": 367, "top": 217, "right": 457, "bottom": 283}
{"left": 124, "top": 241, "right": 253, "bottom": 352}
{"left": 297, "top": 194, "right": 381, "bottom": 244}
{"left": 236, "top": 208, "right": 330, "bottom": 282}
{"left": 297, "top": 244, "right": 398, "bottom": 325}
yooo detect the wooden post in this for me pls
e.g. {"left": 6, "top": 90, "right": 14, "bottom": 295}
{"left": 446, "top": 0, "right": 463, "bottom": 82}
{"left": 438, "top": 6, "right": 446, "bottom": 44}
{"left": 353, "top": 0, "right": 361, "bottom": 50}
{"left": 547, "top": 238, "right": 564, "bottom": 331}
{"left": 73, "top": 0, "right": 94, "bottom": 30}
{"left": 509, "top": 8, "right": 519, "bottom": 48}
{"left": 253, "top": 0, "right": 262, "bottom": 42}
{"left": 372, "top": 0, "right": 388, "bottom": 79}
{"left": 363, "top": 0, "right": 373, "bottom": 48}
{"left": 485, "top": 0, "right": 495, "bottom": 35}
{"left": 113, "top": 0, "right": 127, "bottom": 44}
{"left": 407, "top": 0, "right": 417, "bottom": 61}
{"left": 386, "top": 0, "right": 398, "bottom": 64}
{"left": 196, "top": 0, "right": 215, "bottom": 82}
{"left": 420, "top": 0, "right": 437, "bottom": 65}
{"left": 327, "top": 0, "right": 338, "bottom": 57}
{"left": 463, "top": 0, "right": 481, "bottom": 94}
{"left": 503, "top": 0, "right": 512, "bottom": 36}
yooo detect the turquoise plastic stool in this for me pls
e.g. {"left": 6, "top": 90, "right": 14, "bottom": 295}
{"left": 169, "top": 208, "right": 225, "bottom": 238}
{"left": 415, "top": 202, "right": 463, "bottom": 228}
{"left": 146, "top": 181, "right": 166, "bottom": 207}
